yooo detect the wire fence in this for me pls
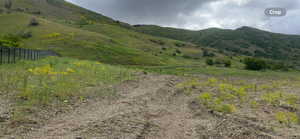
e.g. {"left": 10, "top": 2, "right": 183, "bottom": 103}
{"left": 0, "top": 46, "right": 59, "bottom": 65}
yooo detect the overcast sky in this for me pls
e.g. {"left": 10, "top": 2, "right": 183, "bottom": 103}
{"left": 66, "top": 0, "right": 300, "bottom": 35}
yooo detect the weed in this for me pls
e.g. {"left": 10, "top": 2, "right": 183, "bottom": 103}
{"left": 250, "top": 100, "right": 259, "bottom": 108}
{"left": 198, "top": 92, "right": 213, "bottom": 106}
{"left": 261, "top": 92, "right": 299, "bottom": 107}
{"left": 275, "top": 111, "right": 299, "bottom": 126}
{"left": 214, "top": 103, "right": 237, "bottom": 114}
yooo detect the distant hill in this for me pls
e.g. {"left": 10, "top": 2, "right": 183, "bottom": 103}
{"left": 133, "top": 25, "right": 300, "bottom": 65}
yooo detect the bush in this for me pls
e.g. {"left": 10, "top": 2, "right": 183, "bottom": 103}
{"left": 4, "top": 0, "right": 12, "bottom": 10}
{"left": 210, "top": 58, "right": 231, "bottom": 67}
{"left": 224, "top": 60, "right": 232, "bottom": 67}
{"left": 29, "top": 18, "right": 39, "bottom": 26}
{"left": 206, "top": 58, "right": 214, "bottom": 66}
{"left": 244, "top": 58, "right": 268, "bottom": 71}
{"left": 175, "top": 49, "right": 182, "bottom": 54}
{"left": 0, "top": 39, "right": 20, "bottom": 47}
{"left": 275, "top": 112, "right": 299, "bottom": 126}
{"left": 214, "top": 104, "right": 237, "bottom": 114}
{"left": 0, "top": 34, "right": 21, "bottom": 47}
{"left": 17, "top": 30, "right": 32, "bottom": 39}
{"left": 203, "top": 49, "right": 215, "bottom": 57}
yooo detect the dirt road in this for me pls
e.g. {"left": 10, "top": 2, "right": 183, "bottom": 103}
{"left": 13, "top": 75, "right": 196, "bottom": 139}
{"left": 2, "top": 74, "right": 283, "bottom": 139}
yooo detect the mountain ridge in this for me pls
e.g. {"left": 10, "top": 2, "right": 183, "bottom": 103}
{"left": 133, "top": 24, "right": 300, "bottom": 65}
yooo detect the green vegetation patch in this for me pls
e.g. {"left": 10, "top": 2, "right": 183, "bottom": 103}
{"left": 0, "top": 57, "right": 134, "bottom": 107}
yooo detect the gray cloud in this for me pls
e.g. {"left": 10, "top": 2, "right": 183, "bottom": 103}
{"left": 66, "top": 0, "right": 300, "bottom": 34}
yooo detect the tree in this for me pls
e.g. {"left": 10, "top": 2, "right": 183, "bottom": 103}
{"left": 206, "top": 58, "right": 214, "bottom": 66}
{"left": 244, "top": 58, "right": 268, "bottom": 71}
{"left": 4, "top": 0, "right": 12, "bottom": 10}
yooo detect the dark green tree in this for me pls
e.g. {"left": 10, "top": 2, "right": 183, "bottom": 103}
{"left": 206, "top": 58, "right": 214, "bottom": 66}
{"left": 244, "top": 58, "right": 268, "bottom": 71}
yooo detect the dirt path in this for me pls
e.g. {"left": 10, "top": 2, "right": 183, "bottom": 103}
{"left": 13, "top": 74, "right": 196, "bottom": 139}
{"left": 3, "top": 74, "right": 281, "bottom": 139}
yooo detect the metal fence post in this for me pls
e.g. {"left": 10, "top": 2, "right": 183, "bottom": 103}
{"left": 13, "top": 48, "right": 16, "bottom": 63}
{"left": 27, "top": 49, "right": 30, "bottom": 60}
{"left": 18, "top": 48, "right": 21, "bottom": 60}
{"left": 7, "top": 48, "right": 11, "bottom": 64}
{"left": 23, "top": 49, "right": 25, "bottom": 60}
{"left": 0, "top": 47, "right": 2, "bottom": 65}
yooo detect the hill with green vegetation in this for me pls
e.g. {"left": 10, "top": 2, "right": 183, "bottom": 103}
{"left": 0, "top": 0, "right": 215, "bottom": 66}
{"left": 133, "top": 25, "right": 300, "bottom": 67}
{"left": 2, "top": 0, "right": 300, "bottom": 138}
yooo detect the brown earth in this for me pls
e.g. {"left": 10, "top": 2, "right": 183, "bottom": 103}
{"left": 0, "top": 74, "right": 297, "bottom": 139}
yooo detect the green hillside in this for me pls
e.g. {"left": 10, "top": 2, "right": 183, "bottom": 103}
{"left": 0, "top": 0, "right": 211, "bottom": 66}
{"left": 134, "top": 25, "right": 300, "bottom": 66}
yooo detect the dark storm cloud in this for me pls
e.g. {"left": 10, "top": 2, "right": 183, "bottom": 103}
{"left": 67, "top": 0, "right": 217, "bottom": 26}
{"left": 66, "top": 0, "right": 300, "bottom": 34}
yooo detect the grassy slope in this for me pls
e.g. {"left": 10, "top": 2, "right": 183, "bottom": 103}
{"left": 0, "top": 0, "right": 216, "bottom": 66}
{"left": 134, "top": 25, "right": 300, "bottom": 66}
{"left": 0, "top": 13, "right": 164, "bottom": 65}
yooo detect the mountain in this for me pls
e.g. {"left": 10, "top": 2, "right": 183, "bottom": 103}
{"left": 133, "top": 25, "right": 300, "bottom": 65}
{"left": 0, "top": 0, "right": 209, "bottom": 66}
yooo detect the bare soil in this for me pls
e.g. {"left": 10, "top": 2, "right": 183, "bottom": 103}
{"left": 0, "top": 74, "right": 297, "bottom": 139}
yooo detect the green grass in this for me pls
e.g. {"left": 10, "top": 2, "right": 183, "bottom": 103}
{"left": 137, "top": 65, "right": 300, "bottom": 80}
{"left": 0, "top": 13, "right": 207, "bottom": 66}
{"left": 0, "top": 57, "right": 134, "bottom": 107}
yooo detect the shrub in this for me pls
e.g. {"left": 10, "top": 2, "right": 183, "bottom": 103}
{"left": 224, "top": 60, "right": 232, "bottom": 67}
{"left": 215, "top": 58, "right": 232, "bottom": 67}
{"left": 203, "top": 49, "right": 215, "bottom": 57}
{"left": 0, "top": 39, "right": 20, "bottom": 47}
{"left": 4, "top": 0, "right": 12, "bottom": 10}
{"left": 0, "top": 34, "right": 21, "bottom": 47}
{"left": 206, "top": 58, "right": 214, "bottom": 66}
{"left": 17, "top": 30, "right": 32, "bottom": 39}
{"left": 198, "top": 92, "right": 213, "bottom": 105}
{"left": 214, "top": 104, "right": 237, "bottom": 114}
{"left": 175, "top": 49, "right": 182, "bottom": 54}
{"left": 244, "top": 58, "right": 268, "bottom": 71}
{"left": 275, "top": 112, "right": 299, "bottom": 126}
{"left": 44, "top": 32, "right": 61, "bottom": 38}
{"left": 261, "top": 92, "right": 282, "bottom": 106}
{"left": 175, "top": 42, "right": 185, "bottom": 47}
{"left": 29, "top": 18, "right": 39, "bottom": 26}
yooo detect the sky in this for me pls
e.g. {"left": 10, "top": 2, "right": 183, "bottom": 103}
{"left": 66, "top": 0, "right": 300, "bottom": 35}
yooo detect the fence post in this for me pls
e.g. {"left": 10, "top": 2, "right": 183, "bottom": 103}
{"left": 18, "top": 48, "right": 21, "bottom": 60}
{"left": 38, "top": 51, "right": 40, "bottom": 60}
{"left": 31, "top": 50, "right": 34, "bottom": 60}
{"left": 26, "top": 49, "right": 29, "bottom": 60}
{"left": 33, "top": 50, "right": 35, "bottom": 60}
{"left": 7, "top": 48, "right": 11, "bottom": 64}
{"left": 29, "top": 49, "right": 31, "bottom": 60}
{"left": 13, "top": 48, "right": 16, "bottom": 63}
{"left": 0, "top": 47, "right": 2, "bottom": 65}
{"left": 23, "top": 49, "right": 26, "bottom": 60}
